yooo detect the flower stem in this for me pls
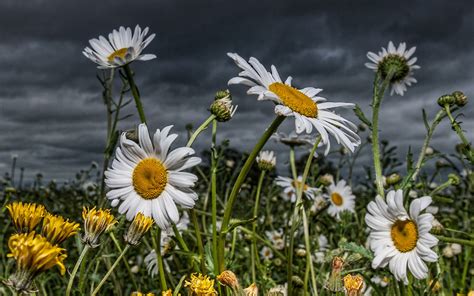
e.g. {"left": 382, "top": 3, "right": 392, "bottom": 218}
{"left": 186, "top": 114, "right": 217, "bottom": 147}
{"left": 371, "top": 71, "right": 393, "bottom": 198}
{"left": 91, "top": 244, "right": 131, "bottom": 296}
{"left": 190, "top": 209, "right": 206, "bottom": 272}
{"left": 218, "top": 115, "right": 285, "bottom": 272}
{"left": 210, "top": 119, "right": 219, "bottom": 275}
{"left": 152, "top": 228, "right": 168, "bottom": 291}
{"left": 251, "top": 170, "right": 266, "bottom": 282}
{"left": 109, "top": 232, "right": 138, "bottom": 291}
{"left": 172, "top": 224, "right": 200, "bottom": 272}
{"left": 287, "top": 137, "right": 320, "bottom": 295}
{"left": 123, "top": 64, "right": 147, "bottom": 124}
{"left": 435, "top": 235, "right": 474, "bottom": 247}
{"left": 302, "top": 207, "right": 318, "bottom": 296}
{"left": 66, "top": 245, "right": 90, "bottom": 296}
{"left": 444, "top": 105, "right": 474, "bottom": 164}
{"left": 411, "top": 109, "right": 447, "bottom": 182}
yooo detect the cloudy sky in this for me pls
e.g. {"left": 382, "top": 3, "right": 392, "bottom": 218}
{"left": 0, "top": 0, "right": 472, "bottom": 182}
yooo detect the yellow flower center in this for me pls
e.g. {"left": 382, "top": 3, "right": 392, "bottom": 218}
{"left": 330, "top": 192, "right": 344, "bottom": 206}
{"left": 268, "top": 82, "right": 318, "bottom": 118}
{"left": 133, "top": 158, "right": 168, "bottom": 200}
{"left": 108, "top": 47, "right": 129, "bottom": 62}
{"left": 390, "top": 219, "right": 418, "bottom": 252}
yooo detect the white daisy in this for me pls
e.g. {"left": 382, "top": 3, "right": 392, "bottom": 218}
{"left": 260, "top": 246, "right": 274, "bottom": 260}
{"left": 365, "top": 41, "right": 419, "bottom": 96}
{"left": 324, "top": 179, "right": 356, "bottom": 219}
{"left": 265, "top": 229, "right": 285, "bottom": 250}
{"left": 105, "top": 124, "right": 201, "bottom": 229}
{"left": 365, "top": 190, "right": 438, "bottom": 284}
{"left": 83, "top": 25, "right": 156, "bottom": 69}
{"left": 275, "top": 175, "right": 319, "bottom": 202}
{"left": 227, "top": 53, "right": 360, "bottom": 154}
{"left": 256, "top": 150, "right": 276, "bottom": 171}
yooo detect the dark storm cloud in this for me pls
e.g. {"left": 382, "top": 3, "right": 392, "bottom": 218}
{"left": 0, "top": 0, "right": 473, "bottom": 182}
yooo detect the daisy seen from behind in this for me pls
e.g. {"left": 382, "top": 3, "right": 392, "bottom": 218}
{"left": 105, "top": 124, "right": 201, "bottom": 229}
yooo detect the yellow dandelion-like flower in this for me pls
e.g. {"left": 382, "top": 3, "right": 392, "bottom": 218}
{"left": 161, "top": 289, "right": 174, "bottom": 296}
{"left": 184, "top": 273, "right": 217, "bottom": 296}
{"left": 6, "top": 202, "right": 46, "bottom": 233}
{"left": 131, "top": 292, "right": 155, "bottom": 296}
{"left": 42, "top": 213, "right": 80, "bottom": 245}
{"left": 82, "top": 207, "right": 117, "bottom": 248}
{"left": 243, "top": 283, "right": 258, "bottom": 296}
{"left": 124, "top": 212, "right": 154, "bottom": 246}
{"left": 343, "top": 274, "right": 365, "bottom": 296}
{"left": 6, "top": 232, "right": 66, "bottom": 292}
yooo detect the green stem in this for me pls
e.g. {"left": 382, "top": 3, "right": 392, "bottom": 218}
{"left": 123, "top": 64, "right": 147, "bottom": 124}
{"left": 91, "top": 244, "right": 131, "bottom": 296}
{"left": 109, "top": 232, "right": 138, "bottom": 291}
{"left": 429, "top": 180, "right": 452, "bottom": 196}
{"left": 411, "top": 109, "right": 447, "bottom": 182}
{"left": 287, "top": 137, "right": 321, "bottom": 295}
{"left": 172, "top": 225, "right": 200, "bottom": 272}
{"left": 371, "top": 71, "right": 393, "bottom": 198}
{"left": 190, "top": 209, "right": 205, "bottom": 272}
{"left": 210, "top": 119, "right": 219, "bottom": 275}
{"left": 444, "top": 105, "right": 474, "bottom": 163}
{"left": 435, "top": 235, "right": 474, "bottom": 247}
{"left": 186, "top": 114, "right": 217, "bottom": 147}
{"left": 239, "top": 227, "right": 286, "bottom": 261}
{"left": 217, "top": 115, "right": 285, "bottom": 272}
{"left": 152, "top": 228, "right": 168, "bottom": 291}
{"left": 251, "top": 170, "right": 266, "bottom": 282}
{"left": 289, "top": 146, "right": 298, "bottom": 180}
{"left": 302, "top": 208, "right": 318, "bottom": 296}
{"left": 461, "top": 247, "right": 471, "bottom": 290}
{"left": 66, "top": 245, "right": 90, "bottom": 296}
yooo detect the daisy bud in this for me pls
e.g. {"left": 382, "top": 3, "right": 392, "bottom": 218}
{"left": 131, "top": 265, "right": 140, "bottom": 273}
{"left": 437, "top": 94, "right": 455, "bottom": 107}
{"left": 6, "top": 202, "right": 46, "bottom": 233}
{"left": 5, "top": 232, "right": 66, "bottom": 293}
{"left": 343, "top": 274, "right": 365, "bottom": 296}
{"left": 425, "top": 146, "right": 434, "bottom": 156}
{"left": 408, "top": 190, "right": 418, "bottom": 198}
{"left": 82, "top": 207, "right": 117, "bottom": 248}
{"left": 357, "top": 123, "right": 367, "bottom": 132}
{"left": 226, "top": 159, "right": 235, "bottom": 168}
{"left": 436, "top": 160, "right": 449, "bottom": 168}
{"left": 124, "top": 212, "right": 154, "bottom": 246}
{"left": 256, "top": 150, "right": 276, "bottom": 171}
{"left": 431, "top": 218, "right": 444, "bottom": 234}
{"left": 210, "top": 89, "right": 237, "bottom": 122}
{"left": 319, "top": 174, "right": 334, "bottom": 186}
{"left": 295, "top": 248, "right": 307, "bottom": 257}
{"left": 41, "top": 213, "right": 80, "bottom": 245}
{"left": 217, "top": 270, "right": 241, "bottom": 291}
{"left": 442, "top": 245, "right": 454, "bottom": 258}
{"left": 452, "top": 90, "right": 468, "bottom": 107}
{"left": 386, "top": 173, "right": 401, "bottom": 186}
{"left": 448, "top": 173, "right": 461, "bottom": 186}
{"left": 451, "top": 243, "right": 462, "bottom": 255}
{"left": 184, "top": 273, "right": 217, "bottom": 296}
{"left": 243, "top": 283, "right": 258, "bottom": 296}
{"left": 125, "top": 128, "right": 140, "bottom": 143}
{"left": 267, "top": 285, "right": 286, "bottom": 296}
{"left": 292, "top": 276, "right": 304, "bottom": 288}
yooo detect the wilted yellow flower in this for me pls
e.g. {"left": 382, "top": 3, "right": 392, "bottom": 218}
{"left": 161, "top": 289, "right": 173, "bottom": 296}
{"left": 42, "top": 213, "right": 80, "bottom": 245}
{"left": 244, "top": 283, "right": 258, "bottom": 296}
{"left": 82, "top": 207, "right": 117, "bottom": 248}
{"left": 343, "top": 274, "right": 364, "bottom": 296}
{"left": 6, "top": 202, "right": 46, "bottom": 233}
{"left": 429, "top": 279, "right": 442, "bottom": 293}
{"left": 131, "top": 292, "right": 155, "bottom": 296}
{"left": 184, "top": 273, "right": 217, "bottom": 296}
{"left": 6, "top": 232, "right": 66, "bottom": 292}
{"left": 217, "top": 270, "right": 240, "bottom": 290}
{"left": 124, "top": 212, "right": 154, "bottom": 246}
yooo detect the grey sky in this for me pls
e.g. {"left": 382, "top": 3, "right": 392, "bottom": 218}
{"left": 0, "top": 0, "right": 472, "bottom": 182}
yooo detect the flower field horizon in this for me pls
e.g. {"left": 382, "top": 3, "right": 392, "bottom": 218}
{"left": 0, "top": 19, "right": 473, "bottom": 296}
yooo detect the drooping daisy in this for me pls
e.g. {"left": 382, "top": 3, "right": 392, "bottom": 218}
{"left": 365, "top": 41, "right": 419, "bottom": 96}
{"left": 228, "top": 53, "right": 360, "bottom": 154}
{"left": 105, "top": 124, "right": 201, "bottom": 229}
{"left": 365, "top": 190, "right": 438, "bottom": 284}
{"left": 83, "top": 25, "right": 156, "bottom": 69}
{"left": 275, "top": 175, "right": 319, "bottom": 202}
{"left": 324, "top": 179, "right": 356, "bottom": 219}
{"left": 256, "top": 150, "right": 276, "bottom": 171}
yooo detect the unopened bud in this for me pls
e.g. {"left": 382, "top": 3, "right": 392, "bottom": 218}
{"left": 319, "top": 174, "right": 334, "bottom": 186}
{"left": 425, "top": 146, "right": 434, "bottom": 156}
{"left": 448, "top": 173, "right": 461, "bottom": 186}
{"left": 295, "top": 248, "right": 306, "bottom": 257}
{"left": 437, "top": 94, "right": 455, "bottom": 107}
{"left": 386, "top": 173, "right": 401, "bottom": 186}
{"left": 210, "top": 90, "right": 237, "bottom": 122}
{"left": 256, "top": 150, "right": 276, "bottom": 171}
{"left": 452, "top": 91, "right": 468, "bottom": 107}
{"left": 292, "top": 275, "right": 304, "bottom": 288}
{"left": 431, "top": 218, "right": 444, "bottom": 234}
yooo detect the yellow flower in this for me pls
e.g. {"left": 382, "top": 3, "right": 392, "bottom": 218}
{"left": 42, "top": 213, "right": 80, "bottom": 245}
{"left": 131, "top": 292, "right": 155, "bottom": 296}
{"left": 124, "top": 212, "right": 154, "bottom": 246}
{"left": 6, "top": 202, "right": 46, "bottom": 233}
{"left": 6, "top": 232, "right": 66, "bottom": 292}
{"left": 82, "top": 207, "right": 117, "bottom": 248}
{"left": 162, "top": 289, "right": 174, "bottom": 296}
{"left": 343, "top": 274, "right": 365, "bottom": 296}
{"left": 184, "top": 273, "right": 217, "bottom": 296}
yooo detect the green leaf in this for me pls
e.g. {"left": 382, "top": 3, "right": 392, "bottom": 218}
{"left": 353, "top": 104, "right": 372, "bottom": 129}
{"left": 340, "top": 242, "right": 374, "bottom": 260}
{"left": 422, "top": 109, "right": 430, "bottom": 132}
